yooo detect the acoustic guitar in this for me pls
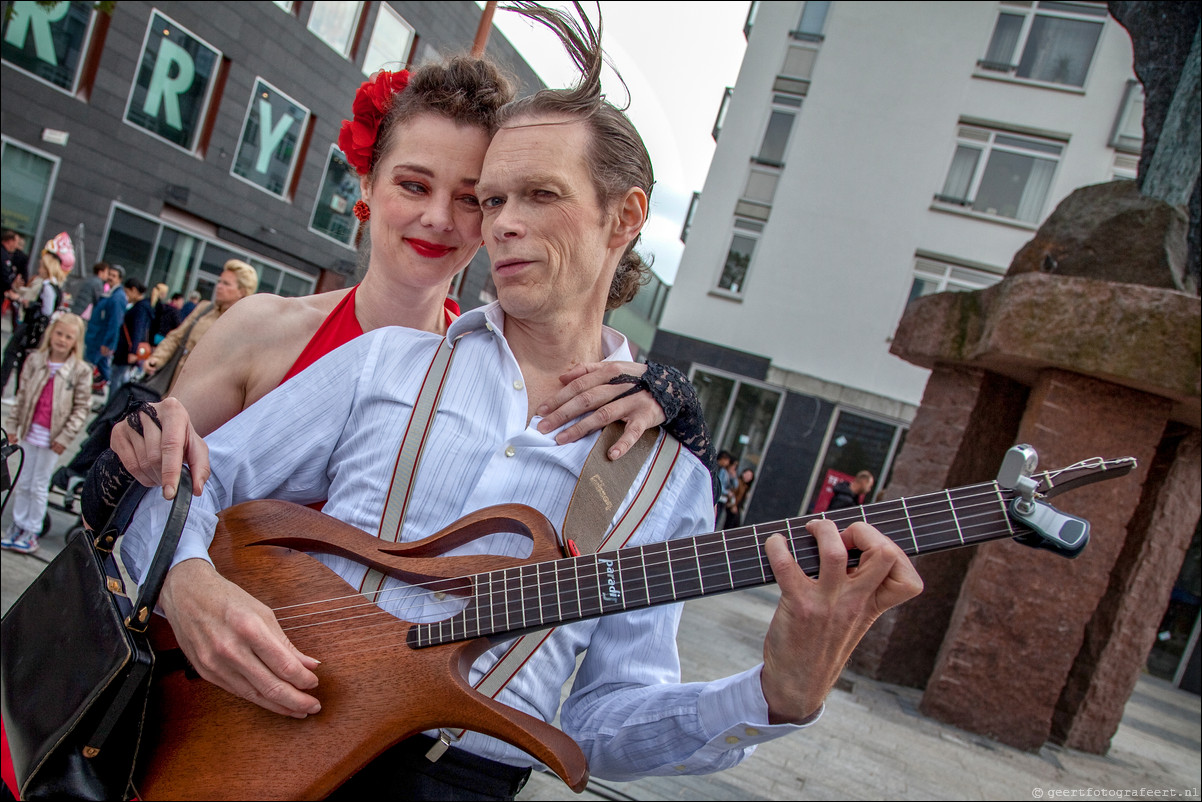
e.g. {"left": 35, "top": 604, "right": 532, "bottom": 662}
{"left": 134, "top": 446, "right": 1136, "bottom": 799}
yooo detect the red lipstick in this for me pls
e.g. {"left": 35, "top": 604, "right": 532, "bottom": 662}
{"left": 408, "top": 239, "right": 454, "bottom": 258}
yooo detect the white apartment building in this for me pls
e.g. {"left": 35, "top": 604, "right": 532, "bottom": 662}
{"left": 650, "top": 0, "right": 1141, "bottom": 524}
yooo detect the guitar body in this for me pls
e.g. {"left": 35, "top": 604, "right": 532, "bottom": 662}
{"left": 135, "top": 500, "right": 589, "bottom": 800}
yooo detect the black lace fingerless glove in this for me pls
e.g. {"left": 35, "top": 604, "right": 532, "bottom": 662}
{"left": 82, "top": 448, "right": 138, "bottom": 531}
{"left": 607, "top": 362, "right": 717, "bottom": 493}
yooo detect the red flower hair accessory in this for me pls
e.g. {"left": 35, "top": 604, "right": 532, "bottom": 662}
{"left": 338, "top": 69, "right": 410, "bottom": 176}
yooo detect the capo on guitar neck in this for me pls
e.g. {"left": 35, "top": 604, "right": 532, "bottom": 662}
{"left": 998, "top": 445, "right": 1091, "bottom": 559}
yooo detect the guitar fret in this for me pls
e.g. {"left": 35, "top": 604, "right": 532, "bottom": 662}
{"left": 899, "top": 496, "right": 919, "bottom": 554}
{"left": 722, "top": 530, "right": 735, "bottom": 588}
{"left": 554, "top": 559, "right": 564, "bottom": 625}
{"left": 621, "top": 548, "right": 650, "bottom": 609}
{"left": 994, "top": 482, "right": 1016, "bottom": 536}
{"left": 666, "top": 539, "right": 702, "bottom": 602}
{"left": 946, "top": 489, "right": 965, "bottom": 545}
{"left": 692, "top": 539, "right": 705, "bottom": 595}
{"left": 694, "top": 531, "right": 734, "bottom": 594}
{"left": 640, "top": 547, "right": 651, "bottom": 606}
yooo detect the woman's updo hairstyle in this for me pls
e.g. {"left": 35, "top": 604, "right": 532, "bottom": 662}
{"left": 369, "top": 56, "right": 516, "bottom": 184}
{"left": 497, "top": 2, "right": 654, "bottom": 311}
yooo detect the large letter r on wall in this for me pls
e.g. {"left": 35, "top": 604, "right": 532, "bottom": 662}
{"left": 143, "top": 38, "right": 196, "bottom": 131}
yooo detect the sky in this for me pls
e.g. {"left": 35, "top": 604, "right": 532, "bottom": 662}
{"left": 481, "top": 1, "right": 752, "bottom": 285}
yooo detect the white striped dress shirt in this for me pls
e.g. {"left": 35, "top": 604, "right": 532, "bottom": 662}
{"left": 124, "top": 302, "right": 809, "bottom": 781}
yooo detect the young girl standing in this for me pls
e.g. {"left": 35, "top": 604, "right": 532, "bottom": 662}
{"left": 2, "top": 312, "right": 92, "bottom": 554}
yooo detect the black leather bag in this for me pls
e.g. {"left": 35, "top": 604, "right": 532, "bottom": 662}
{"left": 1, "top": 469, "right": 192, "bottom": 801}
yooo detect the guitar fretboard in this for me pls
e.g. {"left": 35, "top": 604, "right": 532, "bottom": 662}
{"left": 411, "top": 480, "right": 1020, "bottom": 648}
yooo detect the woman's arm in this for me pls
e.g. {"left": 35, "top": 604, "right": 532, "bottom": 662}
{"left": 536, "top": 360, "right": 714, "bottom": 470}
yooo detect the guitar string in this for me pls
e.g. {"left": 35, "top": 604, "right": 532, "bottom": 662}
{"left": 265, "top": 485, "right": 1021, "bottom": 636}
{"left": 268, "top": 485, "right": 1014, "bottom": 630}
{"left": 267, "top": 482, "right": 1008, "bottom": 623}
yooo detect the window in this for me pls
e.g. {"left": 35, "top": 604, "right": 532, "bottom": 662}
{"left": 691, "top": 366, "right": 785, "bottom": 518}
{"left": 754, "top": 93, "right": 802, "bottom": 167}
{"left": 712, "top": 87, "right": 733, "bottom": 141}
{"left": 936, "top": 125, "right": 1063, "bottom": 224}
{"left": 793, "top": 1, "right": 830, "bottom": 41}
{"left": 715, "top": 218, "right": 763, "bottom": 296}
{"left": 1112, "top": 153, "right": 1139, "bottom": 182}
{"left": 1, "top": 137, "right": 60, "bottom": 250}
{"left": 805, "top": 409, "right": 904, "bottom": 514}
{"left": 308, "top": 0, "right": 363, "bottom": 58}
{"left": 362, "top": 4, "right": 416, "bottom": 76}
{"left": 231, "top": 78, "right": 310, "bottom": 198}
{"left": 978, "top": 1, "right": 1106, "bottom": 89}
{"left": 907, "top": 255, "right": 1003, "bottom": 306}
{"left": 125, "top": 12, "right": 221, "bottom": 152}
{"left": 310, "top": 145, "right": 361, "bottom": 247}
{"left": 681, "top": 191, "right": 700, "bottom": 243}
{"left": 1110, "top": 80, "right": 1144, "bottom": 154}
{"left": 1, "top": 0, "right": 94, "bottom": 93}
{"left": 273, "top": 1, "right": 296, "bottom": 13}
{"left": 736, "top": 167, "right": 778, "bottom": 221}
{"left": 99, "top": 203, "right": 315, "bottom": 297}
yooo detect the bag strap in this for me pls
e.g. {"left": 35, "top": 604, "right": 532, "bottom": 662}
{"left": 94, "top": 466, "right": 194, "bottom": 633}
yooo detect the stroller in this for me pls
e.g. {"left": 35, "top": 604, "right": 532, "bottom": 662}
{"left": 46, "top": 379, "right": 161, "bottom": 534}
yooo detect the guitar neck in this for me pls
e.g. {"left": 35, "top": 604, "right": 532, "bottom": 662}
{"left": 411, "top": 480, "right": 1022, "bottom": 649}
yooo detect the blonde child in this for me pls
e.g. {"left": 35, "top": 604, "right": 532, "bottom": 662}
{"left": 2, "top": 313, "right": 92, "bottom": 554}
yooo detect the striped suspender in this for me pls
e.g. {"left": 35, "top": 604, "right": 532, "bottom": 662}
{"left": 359, "top": 338, "right": 457, "bottom": 600}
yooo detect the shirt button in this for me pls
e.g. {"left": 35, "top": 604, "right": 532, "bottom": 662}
{"left": 724, "top": 735, "right": 740, "bottom": 745}
{"left": 513, "top": 380, "right": 524, "bottom": 390}
{"left": 744, "top": 727, "right": 760, "bottom": 737}
{"left": 505, "top": 445, "right": 516, "bottom": 458}
{"left": 485, "top": 322, "right": 494, "bottom": 332}
{"left": 674, "top": 765, "right": 687, "bottom": 772}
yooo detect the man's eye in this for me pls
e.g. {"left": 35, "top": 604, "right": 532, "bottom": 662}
{"left": 481, "top": 197, "right": 504, "bottom": 209}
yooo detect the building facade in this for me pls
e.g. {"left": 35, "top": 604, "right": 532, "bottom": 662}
{"left": 1, "top": 0, "right": 541, "bottom": 305}
{"left": 652, "top": 0, "right": 1141, "bottom": 525}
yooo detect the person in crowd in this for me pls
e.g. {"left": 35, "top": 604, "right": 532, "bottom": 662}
{"left": 150, "top": 283, "right": 181, "bottom": 344}
{"left": 725, "top": 466, "right": 756, "bottom": 528}
{"left": 83, "top": 263, "right": 125, "bottom": 395}
{"left": 1, "top": 313, "right": 92, "bottom": 555}
{"left": 1, "top": 230, "right": 29, "bottom": 330}
{"left": 110, "top": 278, "right": 151, "bottom": 392}
{"left": 66, "top": 261, "right": 110, "bottom": 320}
{"left": 1, "top": 233, "right": 72, "bottom": 396}
{"left": 828, "top": 470, "right": 875, "bottom": 511}
{"left": 140, "top": 260, "right": 258, "bottom": 397}
{"left": 714, "top": 450, "right": 738, "bottom": 526}
{"left": 179, "top": 290, "right": 201, "bottom": 319}
{"left": 113, "top": 6, "right": 921, "bottom": 799}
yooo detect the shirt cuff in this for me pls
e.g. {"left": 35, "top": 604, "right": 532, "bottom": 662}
{"left": 694, "top": 664, "right": 823, "bottom": 758}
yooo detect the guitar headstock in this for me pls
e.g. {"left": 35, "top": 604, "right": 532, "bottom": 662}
{"left": 996, "top": 448, "right": 1138, "bottom": 559}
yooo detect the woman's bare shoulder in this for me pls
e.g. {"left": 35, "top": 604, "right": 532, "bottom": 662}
{"left": 205, "top": 290, "right": 343, "bottom": 348}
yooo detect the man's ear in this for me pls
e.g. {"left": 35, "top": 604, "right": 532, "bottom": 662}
{"left": 609, "top": 186, "right": 648, "bottom": 250}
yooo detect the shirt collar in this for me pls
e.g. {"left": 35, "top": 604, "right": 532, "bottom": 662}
{"left": 447, "top": 300, "right": 633, "bottom": 362}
